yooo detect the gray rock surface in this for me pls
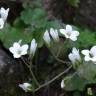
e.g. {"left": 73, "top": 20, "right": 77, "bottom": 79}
{"left": 0, "top": 47, "right": 28, "bottom": 96}
{"left": 44, "top": 0, "right": 96, "bottom": 30}
{"left": 74, "top": 0, "right": 96, "bottom": 30}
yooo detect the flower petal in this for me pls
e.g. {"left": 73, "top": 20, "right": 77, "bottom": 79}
{"left": 21, "top": 44, "right": 29, "bottom": 51}
{"left": 90, "top": 46, "right": 96, "bottom": 56}
{"left": 30, "top": 39, "right": 37, "bottom": 56}
{"left": 21, "top": 44, "right": 28, "bottom": 55}
{"left": 84, "top": 56, "right": 91, "bottom": 61}
{"left": 69, "top": 35, "right": 77, "bottom": 41}
{"left": 61, "top": 80, "right": 65, "bottom": 88}
{"left": 66, "top": 25, "right": 72, "bottom": 32}
{"left": 81, "top": 50, "right": 90, "bottom": 56}
{"left": 43, "top": 30, "right": 51, "bottom": 45}
{"left": 68, "top": 53, "right": 76, "bottom": 63}
{"left": 13, "top": 53, "right": 21, "bottom": 58}
{"left": 91, "top": 56, "right": 96, "bottom": 62}
{"left": 72, "top": 47, "right": 81, "bottom": 60}
{"left": 9, "top": 47, "right": 16, "bottom": 54}
{"left": 60, "top": 29, "right": 66, "bottom": 35}
{"left": 0, "top": 18, "right": 4, "bottom": 29}
{"left": 72, "top": 31, "right": 79, "bottom": 36}
{"left": 0, "top": 7, "right": 9, "bottom": 21}
{"left": 13, "top": 42, "right": 20, "bottom": 50}
{"left": 60, "top": 29, "right": 69, "bottom": 38}
{"left": 50, "top": 28, "right": 59, "bottom": 42}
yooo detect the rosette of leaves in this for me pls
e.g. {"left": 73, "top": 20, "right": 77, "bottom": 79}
{"left": 0, "top": 2, "right": 62, "bottom": 48}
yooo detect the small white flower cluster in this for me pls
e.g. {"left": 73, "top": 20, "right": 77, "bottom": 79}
{"left": 8, "top": 23, "right": 96, "bottom": 90}
{"left": 0, "top": 7, "right": 9, "bottom": 29}
{"left": 19, "top": 83, "right": 32, "bottom": 92}
{"left": 81, "top": 46, "right": 96, "bottom": 62}
{"left": 68, "top": 46, "right": 96, "bottom": 64}
{"left": 60, "top": 25, "right": 79, "bottom": 41}
{"left": 60, "top": 25, "right": 96, "bottom": 89}
{"left": 68, "top": 47, "right": 81, "bottom": 64}
{"left": 9, "top": 39, "right": 37, "bottom": 58}
{"left": 61, "top": 46, "right": 96, "bottom": 89}
{"left": 43, "top": 28, "right": 59, "bottom": 45}
{"left": 43, "top": 25, "right": 79, "bottom": 46}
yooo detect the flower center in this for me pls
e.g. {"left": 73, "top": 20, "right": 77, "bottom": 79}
{"left": 17, "top": 49, "right": 22, "bottom": 55}
{"left": 67, "top": 32, "right": 71, "bottom": 36}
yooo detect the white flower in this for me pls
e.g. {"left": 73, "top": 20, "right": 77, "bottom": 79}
{"left": 68, "top": 47, "right": 81, "bottom": 64}
{"left": 43, "top": 30, "right": 51, "bottom": 45}
{"left": 60, "top": 25, "right": 79, "bottom": 41}
{"left": 30, "top": 39, "right": 37, "bottom": 56}
{"left": 0, "top": 18, "right": 4, "bottom": 29}
{"left": 50, "top": 28, "right": 59, "bottom": 42}
{"left": 81, "top": 46, "right": 96, "bottom": 63}
{"left": 19, "top": 83, "right": 31, "bottom": 92}
{"left": 0, "top": 7, "right": 9, "bottom": 21}
{"left": 61, "top": 80, "right": 65, "bottom": 88}
{"left": 9, "top": 42, "right": 28, "bottom": 58}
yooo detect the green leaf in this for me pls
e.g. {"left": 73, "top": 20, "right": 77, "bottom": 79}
{"left": 64, "top": 74, "right": 86, "bottom": 91}
{"left": 77, "top": 62, "right": 96, "bottom": 80}
{"left": 0, "top": 24, "right": 33, "bottom": 48}
{"left": 21, "top": 7, "right": 47, "bottom": 25}
{"left": 13, "top": 18, "right": 26, "bottom": 30}
{"left": 76, "top": 28, "right": 96, "bottom": 48}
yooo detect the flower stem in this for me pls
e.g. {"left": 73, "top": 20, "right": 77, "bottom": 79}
{"left": 29, "top": 59, "right": 40, "bottom": 87}
{"left": 34, "top": 65, "right": 72, "bottom": 92}
{"left": 21, "top": 57, "right": 40, "bottom": 87}
{"left": 50, "top": 50, "right": 70, "bottom": 64}
{"left": 29, "top": 65, "right": 40, "bottom": 87}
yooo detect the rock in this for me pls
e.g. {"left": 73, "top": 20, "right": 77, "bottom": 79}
{"left": 44, "top": 0, "right": 96, "bottom": 30}
{"left": 0, "top": 47, "right": 28, "bottom": 96}
{"left": 74, "top": 0, "right": 96, "bottom": 30}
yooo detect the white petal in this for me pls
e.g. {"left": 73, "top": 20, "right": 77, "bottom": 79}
{"left": 30, "top": 39, "right": 37, "bottom": 56}
{"left": 61, "top": 80, "right": 65, "bottom": 88}
{"left": 72, "top": 47, "right": 81, "bottom": 60}
{"left": 9, "top": 47, "right": 17, "bottom": 54}
{"left": 19, "top": 83, "right": 31, "bottom": 91}
{"left": 90, "top": 46, "right": 96, "bottom": 56}
{"left": 0, "top": 7, "right": 9, "bottom": 21}
{"left": 81, "top": 50, "right": 90, "bottom": 56}
{"left": 21, "top": 44, "right": 28, "bottom": 51}
{"left": 84, "top": 56, "right": 91, "bottom": 61}
{"left": 60, "top": 29, "right": 69, "bottom": 38}
{"left": 91, "top": 56, "right": 96, "bottom": 62}
{"left": 13, "top": 42, "right": 21, "bottom": 50}
{"left": 43, "top": 30, "right": 51, "bottom": 44}
{"left": 60, "top": 29, "right": 66, "bottom": 35}
{"left": 69, "top": 35, "right": 77, "bottom": 41}
{"left": 72, "top": 47, "right": 78, "bottom": 54}
{"left": 66, "top": 25, "right": 72, "bottom": 32}
{"left": 50, "top": 28, "right": 59, "bottom": 41}
{"left": 68, "top": 53, "right": 76, "bottom": 63}
{"left": 24, "top": 83, "right": 31, "bottom": 87}
{"left": 19, "top": 84, "right": 27, "bottom": 91}
{"left": 13, "top": 53, "right": 21, "bottom": 58}
{"left": 21, "top": 44, "right": 28, "bottom": 55}
{"left": 72, "top": 31, "right": 79, "bottom": 36}
{"left": 0, "top": 18, "right": 4, "bottom": 29}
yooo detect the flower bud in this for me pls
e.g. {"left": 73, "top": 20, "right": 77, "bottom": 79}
{"left": 30, "top": 39, "right": 37, "bottom": 57}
